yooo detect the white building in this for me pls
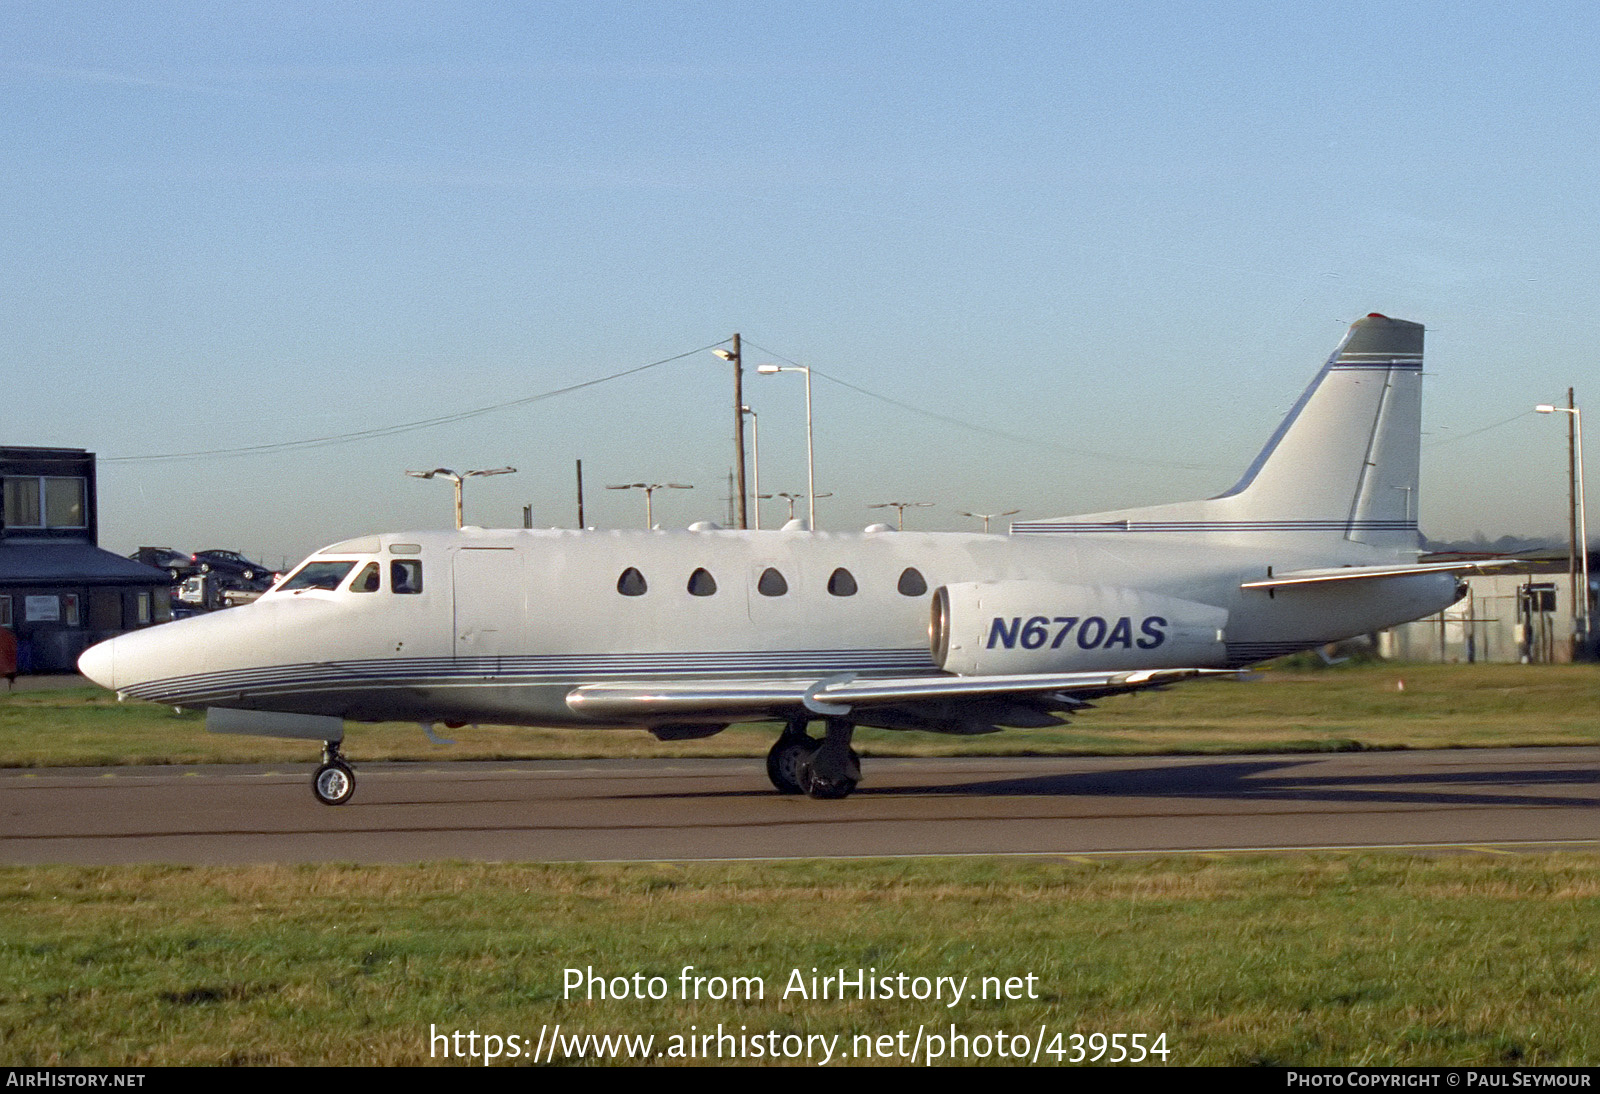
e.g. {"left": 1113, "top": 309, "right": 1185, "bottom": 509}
{"left": 1379, "top": 554, "right": 1595, "bottom": 663}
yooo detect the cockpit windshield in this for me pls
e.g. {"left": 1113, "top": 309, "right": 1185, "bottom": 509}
{"left": 278, "top": 560, "right": 358, "bottom": 592}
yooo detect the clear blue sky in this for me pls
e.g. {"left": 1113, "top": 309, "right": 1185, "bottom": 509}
{"left": 4, "top": 1, "right": 1597, "bottom": 566}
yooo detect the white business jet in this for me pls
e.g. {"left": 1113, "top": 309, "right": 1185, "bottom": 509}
{"left": 80, "top": 314, "right": 1500, "bottom": 804}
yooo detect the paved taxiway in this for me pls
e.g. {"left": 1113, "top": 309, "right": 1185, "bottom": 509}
{"left": 2, "top": 749, "right": 1595, "bottom": 865}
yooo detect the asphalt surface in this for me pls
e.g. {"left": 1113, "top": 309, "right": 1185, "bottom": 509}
{"left": 3, "top": 748, "right": 1595, "bottom": 864}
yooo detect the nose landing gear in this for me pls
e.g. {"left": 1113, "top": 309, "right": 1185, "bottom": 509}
{"left": 311, "top": 740, "right": 355, "bottom": 805}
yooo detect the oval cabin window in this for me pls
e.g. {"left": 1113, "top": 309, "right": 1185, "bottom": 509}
{"left": 897, "top": 567, "right": 928, "bottom": 596}
{"left": 827, "top": 568, "right": 858, "bottom": 596}
{"left": 757, "top": 568, "right": 788, "bottom": 596}
{"left": 687, "top": 568, "right": 718, "bottom": 596}
{"left": 617, "top": 567, "right": 648, "bottom": 596}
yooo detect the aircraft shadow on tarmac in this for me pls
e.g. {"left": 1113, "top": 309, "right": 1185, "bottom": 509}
{"left": 608, "top": 758, "right": 1597, "bottom": 811}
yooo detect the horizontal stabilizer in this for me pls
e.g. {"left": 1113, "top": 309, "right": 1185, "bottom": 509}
{"left": 566, "top": 668, "right": 1233, "bottom": 723}
{"left": 1240, "top": 559, "right": 1525, "bottom": 591}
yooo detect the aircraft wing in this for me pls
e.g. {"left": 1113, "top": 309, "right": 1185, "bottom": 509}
{"left": 565, "top": 667, "right": 1232, "bottom": 724}
{"left": 1240, "top": 558, "right": 1526, "bottom": 591}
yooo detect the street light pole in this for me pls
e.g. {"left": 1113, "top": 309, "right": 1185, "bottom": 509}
{"left": 960, "top": 509, "right": 1021, "bottom": 533}
{"left": 606, "top": 482, "right": 693, "bottom": 528}
{"left": 763, "top": 491, "right": 833, "bottom": 523}
{"left": 1536, "top": 400, "right": 1590, "bottom": 647}
{"left": 742, "top": 405, "right": 760, "bottom": 530}
{"left": 404, "top": 467, "right": 517, "bottom": 529}
{"left": 757, "top": 364, "right": 817, "bottom": 529}
{"left": 868, "top": 501, "right": 934, "bottom": 531}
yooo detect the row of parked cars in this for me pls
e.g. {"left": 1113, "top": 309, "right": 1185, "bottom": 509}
{"left": 128, "top": 548, "right": 281, "bottom": 612}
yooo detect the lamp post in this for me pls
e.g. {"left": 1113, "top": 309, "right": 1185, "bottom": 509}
{"left": 741, "top": 405, "right": 761, "bottom": 530}
{"left": 1536, "top": 400, "right": 1590, "bottom": 644}
{"left": 960, "top": 509, "right": 1021, "bottom": 533}
{"left": 606, "top": 482, "right": 693, "bottom": 528}
{"left": 404, "top": 467, "right": 517, "bottom": 529}
{"left": 868, "top": 501, "right": 934, "bottom": 531}
{"left": 756, "top": 364, "right": 817, "bottom": 529}
{"left": 762, "top": 491, "right": 833, "bottom": 523}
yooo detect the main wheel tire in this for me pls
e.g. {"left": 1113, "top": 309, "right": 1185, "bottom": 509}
{"left": 766, "top": 736, "right": 819, "bottom": 794}
{"left": 797, "top": 748, "right": 860, "bottom": 800}
{"left": 312, "top": 760, "right": 355, "bottom": 805}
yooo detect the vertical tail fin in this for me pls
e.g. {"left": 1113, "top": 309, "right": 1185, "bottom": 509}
{"left": 1014, "top": 314, "right": 1424, "bottom": 549}
{"left": 1214, "top": 313, "right": 1422, "bottom": 546}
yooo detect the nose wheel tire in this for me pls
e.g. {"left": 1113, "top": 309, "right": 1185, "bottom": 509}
{"left": 312, "top": 760, "right": 355, "bottom": 805}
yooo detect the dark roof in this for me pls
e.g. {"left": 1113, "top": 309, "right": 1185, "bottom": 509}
{"left": 0, "top": 543, "right": 169, "bottom": 585}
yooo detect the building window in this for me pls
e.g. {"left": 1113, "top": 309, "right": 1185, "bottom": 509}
{"left": 135, "top": 592, "right": 151, "bottom": 625}
{"left": 897, "top": 567, "right": 928, "bottom": 596}
{"left": 617, "top": 567, "right": 648, "bottom": 596}
{"left": 3, "top": 478, "right": 39, "bottom": 527}
{"left": 757, "top": 567, "right": 788, "bottom": 596}
{"left": 827, "top": 568, "right": 858, "bottom": 596}
{"left": 44, "top": 478, "right": 86, "bottom": 528}
{"left": 1, "top": 477, "right": 87, "bottom": 529}
{"left": 0, "top": 596, "right": 10, "bottom": 627}
{"left": 687, "top": 568, "right": 718, "bottom": 596}
{"left": 62, "top": 594, "right": 80, "bottom": 626}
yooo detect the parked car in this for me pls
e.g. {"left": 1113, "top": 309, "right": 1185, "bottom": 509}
{"left": 192, "top": 550, "right": 277, "bottom": 585}
{"left": 129, "top": 547, "right": 199, "bottom": 582}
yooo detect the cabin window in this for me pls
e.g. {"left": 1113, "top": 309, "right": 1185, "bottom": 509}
{"left": 687, "top": 568, "right": 718, "bottom": 596}
{"left": 827, "top": 568, "right": 858, "bottom": 596}
{"left": 757, "top": 567, "right": 788, "bottom": 596}
{"left": 280, "top": 561, "right": 357, "bottom": 592}
{"left": 617, "top": 567, "right": 648, "bottom": 596}
{"left": 351, "top": 562, "right": 381, "bottom": 593}
{"left": 391, "top": 560, "right": 423, "bottom": 594}
{"left": 897, "top": 567, "right": 928, "bottom": 596}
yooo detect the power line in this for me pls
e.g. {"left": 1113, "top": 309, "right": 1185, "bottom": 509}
{"left": 101, "top": 341, "right": 727, "bottom": 464}
{"left": 1423, "top": 410, "right": 1534, "bottom": 449}
{"left": 742, "top": 339, "right": 1216, "bottom": 472}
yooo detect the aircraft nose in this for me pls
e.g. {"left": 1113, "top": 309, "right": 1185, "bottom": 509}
{"left": 78, "top": 637, "right": 116, "bottom": 691}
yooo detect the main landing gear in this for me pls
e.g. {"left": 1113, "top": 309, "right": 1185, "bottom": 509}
{"left": 765, "top": 716, "right": 861, "bottom": 799}
{"left": 311, "top": 739, "right": 355, "bottom": 806}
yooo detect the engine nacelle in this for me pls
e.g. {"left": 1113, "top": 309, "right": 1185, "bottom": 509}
{"left": 931, "top": 581, "right": 1230, "bottom": 675}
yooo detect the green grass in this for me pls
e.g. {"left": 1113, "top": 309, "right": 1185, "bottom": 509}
{"left": 3, "top": 663, "right": 1598, "bottom": 767}
{"left": 2, "top": 855, "right": 1596, "bottom": 1066}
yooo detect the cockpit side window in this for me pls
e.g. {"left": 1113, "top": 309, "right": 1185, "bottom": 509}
{"left": 279, "top": 561, "right": 357, "bottom": 592}
{"left": 391, "top": 560, "right": 423, "bottom": 594}
{"left": 351, "top": 562, "right": 381, "bottom": 593}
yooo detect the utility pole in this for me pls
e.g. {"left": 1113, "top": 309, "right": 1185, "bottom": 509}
{"left": 1568, "top": 388, "right": 1578, "bottom": 639}
{"left": 576, "top": 459, "right": 585, "bottom": 529}
{"left": 714, "top": 336, "right": 749, "bottom": 528}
